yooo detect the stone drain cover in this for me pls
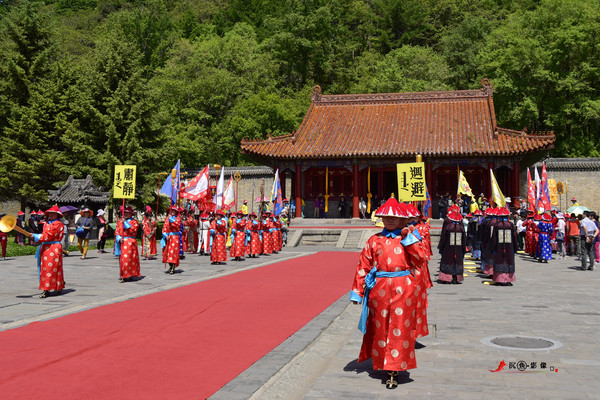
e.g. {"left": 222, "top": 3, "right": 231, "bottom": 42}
{"left": 481, "top": 335, "right": 562, "bottom": 351}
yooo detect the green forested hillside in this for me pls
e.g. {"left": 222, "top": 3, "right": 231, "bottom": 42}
{"left": 1, "top": 0, "right": 598, "bottom": 208}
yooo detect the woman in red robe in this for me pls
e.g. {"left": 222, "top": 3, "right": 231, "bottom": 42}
{"left": 117, "top": 206, "right": 141, "bottom": 282}
{"left": 247, "top": 213, "right": 261, "bottom": 258}
{"left": 229, "top": 211, "right": 246, "bottom": 261}
{"left": 188, "top": 214, "right": 198, "bottom": 253}
{"left": 162, "top": 206, "right": 182, "bottom": 274}
{"left": 30, "top": 205, "right": 65, "bottom": 298}
{"left": 210, "top": 210, "right": 228, "bottom": 264}
{"left": 351, "top": 198, "right": 426, "bottom": 389}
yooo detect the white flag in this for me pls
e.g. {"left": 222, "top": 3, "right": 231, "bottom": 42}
{"left": 213, "top": 167, "right": 225, "bottom": 210}
{"left": 223, "top": 176, "right": 235, "bottom": 210}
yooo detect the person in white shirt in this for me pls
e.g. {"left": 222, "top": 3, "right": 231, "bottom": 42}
{"left": 555, "top": 213, "right": 566, "bottom": 259}
{"left": 580, "top": 212, "right": 598, "bottom": 270}
{"left": 516, "top": 215, "right": 526, "bottom": 251}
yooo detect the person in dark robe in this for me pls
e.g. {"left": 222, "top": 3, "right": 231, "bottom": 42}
{"left": 27, "top": 211, "right": 39, "bottom": 246}
{"left": 15, "top": 211, "right": 26, "bottom": 245}
{"left": 486, "top": 207, "right": 519, "bottom": 286}
{"left": 437, "top": 210, "right": 467, "bottom": 284}
{"left": 470, "top": 209, "right": 483, "bottom": 260}
{"left": 482, "top": 207, "right": 498, "bottom": 276}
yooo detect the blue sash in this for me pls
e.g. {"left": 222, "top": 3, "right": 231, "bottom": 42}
{"left": 358, "top": 267, "right": 411, "bottom": 334}
{"left": 35, "top": 241, "right": 61, "bottom": 280}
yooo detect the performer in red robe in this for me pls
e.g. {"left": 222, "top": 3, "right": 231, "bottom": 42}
{"left": 351, "top": 198, "right": 426, "bottom": 389}
{"left": 117, "top": 206, "right": 141, "bottom": 282}
{"left": 181, "top": 210, "right": 190, "bottom": 253}
{"left": 142, "top": 206, "right": 157, "bottom": 260}
{"left": 30, "top": 205, "right": 65, "bottom": 298}
{"left": 247, "top": 213, "right": 261, "bottom": 258}
{"left": 162, "top": 206, "right": 182, "bottom": 274}
{"left": 523, "top": 212, "right": 535, "bottom": 256}
{"left": 261, "top": 213, "right": 273, "bottom": 255}
{"left": 188, "top": 214, "right": 198, "bottom": 253}
{"left": 210, "top": 210, "right": 228, "bottom": 264}
{"left": 229, "top": 211, "right": 247, "bottom": 260}
{"left": 272, "top": 216, "right": 282, "bottom": 253}
{"left": 406, "top": 204, "right": 431, "bottom": 339}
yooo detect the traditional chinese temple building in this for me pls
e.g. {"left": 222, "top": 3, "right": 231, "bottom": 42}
{"left": 241, "top": 80, "right": 555, "bottom": 218}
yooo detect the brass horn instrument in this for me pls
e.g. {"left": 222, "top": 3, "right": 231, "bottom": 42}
{"left": 0, "top": 215, "right": 32, "bottom": 237}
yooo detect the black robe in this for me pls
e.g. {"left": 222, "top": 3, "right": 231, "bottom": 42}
{"left": 438, "top": 221, "right": 467, "bottom": 276}
{"left": 484, "top": 219, "right": 519, "bottom": 274}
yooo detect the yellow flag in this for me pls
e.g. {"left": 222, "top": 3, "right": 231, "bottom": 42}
{"left": 457, "top": 170, "right": 475, "bottom": 200}
{"left": 490, "top": 169, "right": 506, "bottom": 207}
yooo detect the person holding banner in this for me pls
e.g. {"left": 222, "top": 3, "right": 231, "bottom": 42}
{"left": 163, "top": 206, "right": 182, "bottom": 274}
{"left": 116, "top": 206, "right": 141, "bottom": 282}
{"left": 28, "top": 205, "right": 66, "bottom": 298}
{"left": 350, "top": 198, "right": 426, "bottom": 389}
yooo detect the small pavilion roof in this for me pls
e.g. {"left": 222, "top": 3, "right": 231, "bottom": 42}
{"left": 241, "top": 80, "right": 554, "bottom": 160}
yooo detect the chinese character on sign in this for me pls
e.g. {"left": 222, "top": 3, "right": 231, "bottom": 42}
{"left": 113, "top": 165, "right": 137, "bottom": 199}
{"left": 410, "top": 166, "right": 423, "bottom": 180}
{"left": 396, "top": 162, "right": 426, "bottom": 201}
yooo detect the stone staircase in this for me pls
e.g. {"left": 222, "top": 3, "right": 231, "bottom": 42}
{"left": 286, "top": 217, "right": 444, "bottom": 249}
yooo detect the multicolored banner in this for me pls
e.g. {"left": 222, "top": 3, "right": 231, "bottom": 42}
{"left": 113, "top": 165, "right": 136, "bottom": 199}
{"left": 527, "top": 168, "right": 536, "bottom": 213}
{"left": 396, "top": 162, "right": 426, "bottom": 201}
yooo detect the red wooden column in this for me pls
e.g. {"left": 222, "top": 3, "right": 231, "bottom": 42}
{"left": 352, "top": 163, "right": 360, "bottom": 218}
{"left": 512, "top": 161, "right": 520, "bottom": 199}
{"left": 295, "top": 164, "right": 302, "bottom": 218}
{"left": 425, "top": 162, "right": 433, "bottom": 218}
{"left": 281, "top": 169, "right": 286, "bottom": 200}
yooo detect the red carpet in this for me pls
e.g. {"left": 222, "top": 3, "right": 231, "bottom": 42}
{"left": 0, "top": 251, "right": 358, "bottom": 399}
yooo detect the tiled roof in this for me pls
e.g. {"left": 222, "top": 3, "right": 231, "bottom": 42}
{"left": 534, "top": 158, "right": 600, "bottom": 171}
{"left": 48, "top": 175, "right": 110, "bottom": 203}
{"left": 241, "top": 80, "right": 555, "bottom": 160}
{"left": 183, "top": 166, "right": 273, "bottom": 178}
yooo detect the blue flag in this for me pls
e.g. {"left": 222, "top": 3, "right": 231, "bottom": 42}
{"left": 423, "top": 183, "right": 432, "bottom": 217}
{"left": 271, "top": 169, "right": 283, "bottom": 216}
{"left": 160, "top": 160, "right": 180, "bottom": 205}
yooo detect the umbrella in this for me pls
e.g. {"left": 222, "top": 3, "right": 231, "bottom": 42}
{"left": 59, "top": 205, "right": 79, "bottom": 214}
{"left": 566, "top": 205, "right": 590, "bottom": 215}
{"left": 255, "top": 196, "right": 270, "bottom": 202}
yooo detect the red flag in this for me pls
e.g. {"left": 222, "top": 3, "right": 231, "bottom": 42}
{"left": 181, "top": 165, "right": 210, "bottom": 201}
{"left": 539, "top": 163, "right": 552, "bottom": 211}
{"left": 527, "top": 168, "right": 536, "bottom": 213}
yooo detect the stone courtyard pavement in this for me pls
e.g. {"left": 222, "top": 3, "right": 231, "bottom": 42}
{"left": 1, "top": 246, "right": 599, "bottom": 399}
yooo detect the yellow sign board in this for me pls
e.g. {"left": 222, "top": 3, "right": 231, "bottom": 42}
{"left": 396, "top": 162, "right": 426, "bottom": 201}
{"left": 113, "top": 165, "right": 136, "bottom": 199}
{"left": 548, "top": 179, "right": 558, "bottom": 206}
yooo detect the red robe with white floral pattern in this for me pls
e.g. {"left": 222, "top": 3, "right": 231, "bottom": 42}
{"left": 351, "top": 231, "right": 425, "bottom": 371}
{"left": 261, "top": 220, "right": 273, "bottom": 254}
{"left": 37, "top": 219, "right": 65, "bottom": 291}
{"left": 210, "top": 218, "right": 228, "bottom": 262}
{"left": 142, "top": 217, "right": 157, "bottom": 257}
{"left": 119, "top": 219, "right": 141, "bottom": 279}
{"left": 247, "top": 219, "right": 261, "bottom": 256}
{"left": 229, "top": 219, "right": 247, "bottom": 258}
{"left": 162, "top": 216, "right": 182, "bottom": 265}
